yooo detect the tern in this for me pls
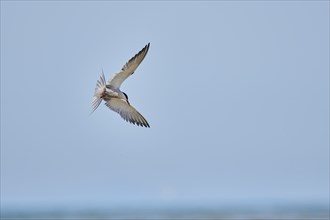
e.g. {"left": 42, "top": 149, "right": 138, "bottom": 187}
{"left": 91, "top": 43, "right": 150, "bottom": 128}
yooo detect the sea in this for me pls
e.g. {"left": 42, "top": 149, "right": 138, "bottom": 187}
{"left": 1, "top": 204, "right": 329, "bottom": 220}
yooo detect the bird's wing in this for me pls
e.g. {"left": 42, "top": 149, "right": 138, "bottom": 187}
{"left": 108, "top": 43, "right": 150, "bottom": 89}
{"left": 105, "top": 98, "right": 150, "bottom": 128}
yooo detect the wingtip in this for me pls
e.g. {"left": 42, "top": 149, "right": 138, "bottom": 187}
{"left": 138, "top": 121, "right": 150, "bottom": 128}
{"left": 144, "top": 42, "right": 150, "bottom": 52}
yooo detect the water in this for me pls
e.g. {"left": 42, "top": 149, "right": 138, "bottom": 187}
{"left": 2, "top": 204, "right": 329, "bottom": 220}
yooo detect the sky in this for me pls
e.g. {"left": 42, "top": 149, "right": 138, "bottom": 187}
{"left": 1, "top": 1, "right": 329, "bottom": 211}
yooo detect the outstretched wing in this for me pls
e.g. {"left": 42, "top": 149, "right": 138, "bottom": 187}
{"left": 105, "top": 98, "right": 150, "bottom": 128}
{"left": 108, "top": 43, "right": 150, "bottom": 89}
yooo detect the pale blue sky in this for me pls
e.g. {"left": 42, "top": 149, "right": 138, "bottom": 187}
{"left": 1, "top": 1, "right": 329, "bottom": 211}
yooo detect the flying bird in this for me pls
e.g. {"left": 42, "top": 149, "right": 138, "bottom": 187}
{"left": 91, "top": 43, "right": 150, "bottom": 128}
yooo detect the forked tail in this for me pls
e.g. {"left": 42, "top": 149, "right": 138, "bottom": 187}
{"left": 91, "top": 70, "right": 106, "bottom": 114}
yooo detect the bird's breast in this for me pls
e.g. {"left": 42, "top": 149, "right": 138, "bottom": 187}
{"left": 102, "top": 88, "right": 120, "bottom": 100}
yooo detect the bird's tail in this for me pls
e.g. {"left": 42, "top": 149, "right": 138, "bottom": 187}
{"left": 91, "top": 70, "right": 106, "bottom": 114}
